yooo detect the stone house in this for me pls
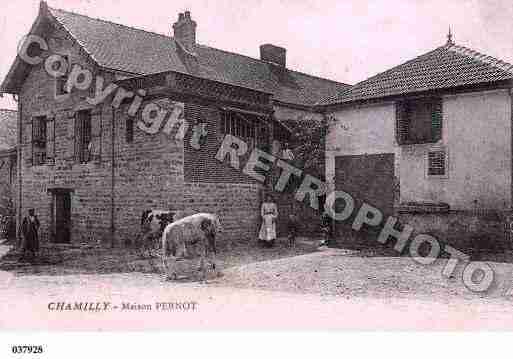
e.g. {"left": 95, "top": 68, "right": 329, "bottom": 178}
{"left": 322, "top": 35, "right": 513, "bottom": 249}
{"left": 0, "top": 2, "right": 348, "bottom": 245}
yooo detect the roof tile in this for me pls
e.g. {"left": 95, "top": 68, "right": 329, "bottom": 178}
{"left": 320, "top": 44, "right": 513, "bottom": 105}
{"left": 48, "top": 7, "right": 349, "bottom": 106}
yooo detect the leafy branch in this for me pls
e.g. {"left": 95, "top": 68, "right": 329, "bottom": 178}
{"left": 285, "top": 114, "right": 332, "bottom": 180}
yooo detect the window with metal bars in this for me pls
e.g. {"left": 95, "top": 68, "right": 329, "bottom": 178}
{"left": 427, "top": 149, "right": 446, "bottom": 177}
{"left": 221, "top": 110, "right": 268, "bottom": 149}
{"left": 76, "top": 110, "right": 92, "bottom": 163}
{"left": 32, "top": 116, "right": 47, "bottom": 166}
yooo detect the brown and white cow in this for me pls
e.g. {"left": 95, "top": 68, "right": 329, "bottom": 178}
{"left": 161, "top": 213, "right": 221, "bottom": 281}
{"left": 137, "top": 209, "right": 176, "bottom": 257}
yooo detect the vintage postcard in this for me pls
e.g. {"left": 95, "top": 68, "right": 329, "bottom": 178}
{"left": 1, "top": 0, "right": 513, "bottom": 344}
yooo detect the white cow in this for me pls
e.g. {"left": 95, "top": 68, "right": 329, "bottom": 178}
{"left": 161, "top": 213, "right": 221, "bottom": 281}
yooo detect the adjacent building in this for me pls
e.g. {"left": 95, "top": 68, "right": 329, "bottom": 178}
{"left": 322, "top": 35, "right": 513, "bottom": 249}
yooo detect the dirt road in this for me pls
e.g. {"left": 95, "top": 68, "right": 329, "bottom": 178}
{"left": 2, "top": 245, "right": 513, "bottom": 330}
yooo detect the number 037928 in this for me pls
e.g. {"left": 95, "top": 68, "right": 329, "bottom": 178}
{"left": 11, "top": 345, "right": 44, "bottom": 354}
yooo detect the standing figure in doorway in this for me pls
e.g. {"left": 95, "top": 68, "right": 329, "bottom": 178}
{"left": 287, "top": 213, "right": 300, "bottom": 247}
{"left": 21, "top": 208, "right": 40, "bottom": 262}
{"left": 320, "top": 210, "right": 333, "bottom": 246}
{"left": 259, "top": 194, "right": 278, "bottom": 247}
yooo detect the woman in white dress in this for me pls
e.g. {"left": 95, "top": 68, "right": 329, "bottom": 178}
{"left": 259, "top": 194, "right": 278, "bottom": 247}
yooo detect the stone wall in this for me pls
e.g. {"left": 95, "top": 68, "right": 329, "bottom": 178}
{"left": 0, "top": 150, "right": 16, "bottom": 239}
{"left": 18, "top": 21, "right": 109, "bottom": 244}
{"left": 114, "top": 102, "right": 264, "bottom": 244}
{"left": 0, "top": 151, "right": 16, "bottom": 216}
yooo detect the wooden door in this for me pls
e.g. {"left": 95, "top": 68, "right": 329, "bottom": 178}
{"left": 334, "top": 153, "right": 395, "bottom": 242}
{"left": 54, "top": 192, "right": 71, "bottom": 243}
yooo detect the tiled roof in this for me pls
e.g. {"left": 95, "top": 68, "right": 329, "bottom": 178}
{"left": 0, "top": 110, "right": 17, "bottom": 151}
{"left": 47, "top": 7, "right": 349, "bottom": 107}
{"left": 320, "top": 42, "right": 513, "bottom": 105}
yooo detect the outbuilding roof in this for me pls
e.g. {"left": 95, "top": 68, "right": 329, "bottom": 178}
{"left": 320, "top": 41, "right": 513, "bottom": 106}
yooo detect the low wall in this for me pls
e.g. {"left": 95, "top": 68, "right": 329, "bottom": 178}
{"left": 329, "top": 205, "right": 510, "bottom": 257}
{"left": 397, "top": 210, "right": 509, "bottom": 254}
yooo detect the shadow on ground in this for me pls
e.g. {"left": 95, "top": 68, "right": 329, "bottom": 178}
{"left": 0, "top": 237, "right": 320, "bottom": 277}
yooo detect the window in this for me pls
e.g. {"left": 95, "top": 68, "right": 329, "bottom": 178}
{"left": 55, "top": 55, "right": 69, "bottom": 96}
{"left": 76, "top": 110, "right": 92, "bottom": 163}
{"left": 427, "top": 149, "right": 447, "bottom": 177}
{"left": 221, "top": 110, "right": 269, "bottom": 150}
{"left": 257, "top": 123, "right": 269, "bottom": 151}
{"left": 32, "top": 116, "right": 47, "bottom": 166}
{"left": 126, "top": 117, "right": 134, "bottom": 143}
{"left": 396, "top": 97, "right": 442, "bottom": 145}
{"left": 221, "top": 111, "right": 252, "bottom": 139}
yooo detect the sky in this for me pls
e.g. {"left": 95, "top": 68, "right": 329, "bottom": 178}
{"left": 1, "top": 0, "right": 513, "bottom": 110}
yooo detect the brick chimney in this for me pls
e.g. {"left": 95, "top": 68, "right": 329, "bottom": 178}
{"left": 260, "top": 44, "right": 286, "bottom": 67}
{"left": 173, "top": 11, "right": 197, "bottom": 52}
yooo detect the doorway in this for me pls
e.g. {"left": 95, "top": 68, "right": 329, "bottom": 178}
{"left": 334, "top": 153, "right": 395, "bottom": 241}
{"left": 53, "top": 190, "right": 71, "bottom": 243}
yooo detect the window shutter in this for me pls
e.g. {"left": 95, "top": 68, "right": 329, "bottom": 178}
{"left": 431, "top": 99, "right": 443, "bottom": 142}
{"left": 395, "top": 101, "right": 409, "bottom": 145}
{"left": 46, "top": 117, "right": 55, "bottom": 164}
{"left": 25, "top": 120, "right": 33, "bottom": 166}
{"left": 90, "top": 109, "right": 102, "bottom": 163}
{"left": 428, "top": 148, "right": 446, "bottom": 176}
{"left": 75, "top": 112, "right": 83, "bottom": 162}
{"left": 66, "top": 112, "right": 76, "bottom": 162}
{"left": 126, "top": 116, "right": 134, "bottom": 143}
{"left": 221, "top": 111, "right": 227, "bottom": 134}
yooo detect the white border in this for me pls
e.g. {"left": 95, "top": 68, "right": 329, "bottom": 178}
{"left": 1, "top": 332, "right": 509, "bottom": 359}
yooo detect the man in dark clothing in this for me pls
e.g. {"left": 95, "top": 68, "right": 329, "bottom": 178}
{"left": 21, "top": 209, "right": 40, "bottom": 261}
{"left": 320, "top": 211, "right": 333, "bottom": 246}
{"left": 287, "top": 213, "right": 300, "bottom": 247}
